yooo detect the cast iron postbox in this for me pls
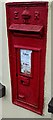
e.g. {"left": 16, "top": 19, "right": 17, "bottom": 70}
{"left": 6, "top": 2, "right": 48, "bottom": 115}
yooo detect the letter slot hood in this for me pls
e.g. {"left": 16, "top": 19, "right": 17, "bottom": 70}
{"left": 9, "top": 24, "right": 44, "bottom": 36}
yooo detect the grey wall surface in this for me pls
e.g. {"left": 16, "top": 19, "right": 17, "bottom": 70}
{"left": 0, "top": 1, "right": 2, "bottom": 120}
{"left": 51, "top": 1, "right": 53, "bottom": 120}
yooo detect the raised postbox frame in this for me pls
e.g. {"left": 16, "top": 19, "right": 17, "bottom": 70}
{"left": 6, "top": 2, "right": 48, "bottom": 115}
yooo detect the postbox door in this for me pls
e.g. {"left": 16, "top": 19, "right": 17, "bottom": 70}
{"left": 16, "top": 48, "right": 41, "bottom": 108}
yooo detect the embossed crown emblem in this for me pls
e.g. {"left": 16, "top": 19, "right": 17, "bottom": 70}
{"left": 22, "top": 7, "right": 31, "bottom": 24}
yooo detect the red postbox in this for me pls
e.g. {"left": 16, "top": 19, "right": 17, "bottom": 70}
{"left": 6, "top": 2, "right": 48, "bottom": 115}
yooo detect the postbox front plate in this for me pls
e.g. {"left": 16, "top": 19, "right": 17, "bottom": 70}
{"left": 6, "top": 2, "right": 48, "bottom": 115}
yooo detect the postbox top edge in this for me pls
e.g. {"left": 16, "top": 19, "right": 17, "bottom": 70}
{"left": 6, "top": 1, "right": 48, "bottom": 7}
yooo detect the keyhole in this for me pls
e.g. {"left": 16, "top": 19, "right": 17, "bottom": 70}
{"left": 21, "top": 80, "right": 24, "bottom": 84}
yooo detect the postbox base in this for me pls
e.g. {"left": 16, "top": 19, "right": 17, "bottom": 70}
{"left": 12, "top": 100, "right": 43, "bottom": 115}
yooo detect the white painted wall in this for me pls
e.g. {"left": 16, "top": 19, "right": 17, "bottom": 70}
{"left": 0, "top": 1, "right": 2, "bottom": 120}
{"left": 51, "top": 1, "right": 53, "bottom": 120}
{"left": 2, "top": 0, "right": 52, "bottom": 118}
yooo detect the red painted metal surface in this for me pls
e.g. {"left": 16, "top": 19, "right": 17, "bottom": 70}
{"left": 6, "top": 2, "right": 48, "bottom": 115}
